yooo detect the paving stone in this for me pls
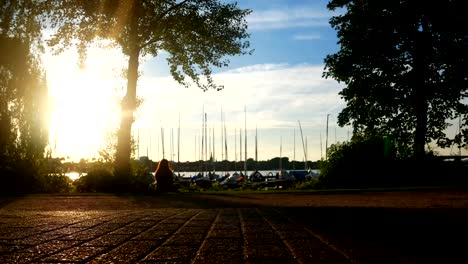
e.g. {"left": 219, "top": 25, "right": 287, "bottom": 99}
{"left": 245, "top": 244, "right": 292, "bottom": 258}
{"left": 18, "top": 239, "right": 81, "bottom": 254}
{"left": 0, "top": 252, "right": 38, "bottom": 264}
{"left": 142, "top": 245, "right": 197, "bottom": 262}
{"left": 126, "top": 220, "right": 159, "bottom": 228}
{"left": 198, "top": 238, "right": 242, "bottom": 253}
{"left": 89, "top": 240, "right": 161, "bottom": 263}
{"left": 177, "top": 226, "right": 211, "bottom": 234}
{"left": 110, "top": 226, "right": 149, "bottom": 235}
{"left": 82, "top": 234, "right": 134, "bottom": 246}
{"left": 184, "top": 220, "right": 212, "bottom": 227}
{"left": 164, "top": 233, "right": 206, "bottom": 245}
{"left": 155, "top": 223, "right": 184, "bottom": 231}
{"left": 131, "top": 229, "right": 172, "bottom": 240}
{"left": 193, "top": 252, "right": 243, "bottom": 264}
{"left": 209, "top": 228, "right": 242, "bottom": 238}
{"left": 8, "top": 194, "right": 451, "bottom": 263}
{"left": 58, "top": 228, "right": 111, "bottom": 241}
{"left": 40, "top": 227, "right": 86, "bottom": 237}
{"left": 244, "top": 232, "right": 283, "bottom": 245}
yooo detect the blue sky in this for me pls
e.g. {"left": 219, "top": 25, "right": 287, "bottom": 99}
{"left": 46, "top": 0, "right": 350, "bottom": 163}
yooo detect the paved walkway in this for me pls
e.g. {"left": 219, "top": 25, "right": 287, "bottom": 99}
{"left": 0, "top": 191, "right": 467, "bottom": 263}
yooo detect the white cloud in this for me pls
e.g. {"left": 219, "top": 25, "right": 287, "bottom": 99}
{"left": 135, "top": 63, "right": 346, "bottom": 162}
{"left": 248, "top": 7, "right": 331, "bottom": 30}
{"left": 293, "top": 33, "right": 321, "bottom": 40}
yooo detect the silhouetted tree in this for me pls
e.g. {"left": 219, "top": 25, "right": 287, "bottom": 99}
{"left": 0, "top": 0, "right": 49, "bottom": 193}
{"left": 46, "top": 0, "right": 251, "bottom": 189}
{"left": 324, "top": 0, "right": 468, "bottom": 159}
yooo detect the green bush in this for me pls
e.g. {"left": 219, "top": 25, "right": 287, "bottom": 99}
{"left": 37, "top": 173, "right": 74, "bottom": 193}
{"left": 129, "top": 160, "right": 153, "bottom": 193}
{"left": 294, "top": 178, "right": 319, "bottom": 190}
{"left": 317, "top": 135, "right": 468, "bottom": 188}
{"left": 318, "top": 136, "right": 398, "bottom": 188}
{"left": 74, "top": 164, "right": 114, "bottom": 193}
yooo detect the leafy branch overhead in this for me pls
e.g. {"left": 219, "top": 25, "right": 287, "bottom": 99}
{"left": 46, "top": 0, "right": 252, "bottom": 91}
{"left": 324, "top": 0, "right": 468, "bottom": 158}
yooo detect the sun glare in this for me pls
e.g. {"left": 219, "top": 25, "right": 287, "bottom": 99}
{"left": 45, "top": 46, "right": 125, "bottom": 161}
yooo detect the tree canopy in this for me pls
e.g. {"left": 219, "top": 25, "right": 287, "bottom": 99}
{"left": 46, "top": 0, "right": 252, "bottom": 188}
{"left": 324, "top": 0, "right": 468, "bottom": 158}
{"left": 0, "top": 0, "right": 49, "bottom": 193}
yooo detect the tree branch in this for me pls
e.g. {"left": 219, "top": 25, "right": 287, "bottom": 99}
{"left": 139, "top": 0, "right": 191, "bottom": 49}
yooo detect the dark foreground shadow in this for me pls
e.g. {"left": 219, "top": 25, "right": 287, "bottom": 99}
{"left": 282, "top": 206, "right": 468, "bottom": 263}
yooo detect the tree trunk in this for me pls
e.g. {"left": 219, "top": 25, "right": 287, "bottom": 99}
{"left": 115, "top": 48, "right": 140, "bottom": 189}
{"left": 413, "top": 87, "right": 428, "bottom": 160}
{"left": 413, "top": 19, "right": 431, "bottom": 161}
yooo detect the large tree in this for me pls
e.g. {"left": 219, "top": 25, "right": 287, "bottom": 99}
{"left": 324, "top": 0, "right": 468, "bottom": 159}
{"left": 0, "top": 0, "right": 49, "bottom": 192}
{"left": 46, "top": 0, "right": 251, "bottom": 188}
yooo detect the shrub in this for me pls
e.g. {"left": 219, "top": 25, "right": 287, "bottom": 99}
{"left": 74, "top": 165, "right": 114, "bottom": 193}
{"left": 294, "top": 178, "right": 319, "bottom": 190}
{"left": 129, "top": 160, "right": 153, "bottom": 193}
{"left": 318, "top": 136, "right": 398, "bottom": 188}
{"left": 38, "top": 173, "right": 74, "bottom": 193}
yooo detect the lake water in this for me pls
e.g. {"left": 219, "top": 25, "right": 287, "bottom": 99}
{"left": 65, "top": 169, "right": 320, "bottom": 181}
{"left": 174, "top": 169, "right": 320, "bottom": 178}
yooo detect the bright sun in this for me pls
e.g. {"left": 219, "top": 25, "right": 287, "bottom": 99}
{"left": 45, "top": 46, "right": 125, "bottom": 161}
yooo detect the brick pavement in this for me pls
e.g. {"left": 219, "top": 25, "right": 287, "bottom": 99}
{"left": 1, "top": 191, "right": 468, "bottom": 263}
{"left": 0, "top": 207, "right": 350, "bottom": 264}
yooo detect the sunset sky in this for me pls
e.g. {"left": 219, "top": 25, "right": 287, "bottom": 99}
{"left": 44, "top": 0, "right": 462, "bottom": 163}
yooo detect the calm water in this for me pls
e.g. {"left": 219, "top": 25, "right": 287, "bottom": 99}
{"left": 65, "top": 170, "right": 319, "bottom": 181}
{"left": 174, "top": 169, "right": 320, "bottom": 178}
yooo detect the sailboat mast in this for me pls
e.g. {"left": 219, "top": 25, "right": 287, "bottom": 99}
{"left": 201, "top": 106, "right": 204, "bottom": 174}
{"left": 205, "top": 113, "right": 208, "bottom": 174}
{"left": 170, "top": 128, "right": 173, "bottom": 163}
{"left": 212, "top": 125, "right": 215, "bottom": 173}
{"left": 320, "top": 132, "right": 323, "bottom": 160}
{"left": 279, "top": 136, "right": 283, "bottom": 172}
{"left": 244, "top": 106, "right": 247, "bottom": 176}
{"left": 255, "top": 126, "right": 258, "bottom": 169}
{"left": 298, "top": 120, "right": 307, "bottom": 167}
{"left": 326, "top": 114, "right": 330, "bottom": 160}
{"left": 161, "top": 126, "right": 165, "bottom": 159}
{"left": 239, "top": 128, "right": 242, "bottom": 166}
{"left": 178, "top": 114, "right": 180, "bottom": 172}
{"left": 293, "top": 128, "right": 296, "bottom": 170}
{"left": 234, "top": 128, "right": 237, "bottom": 172}
{"left": 220, "top": 108, "right": 224, "bottom": 162}
{"left": 305, "top": 136, "right": 308, "bottom": 170}
{"left": 224, "top": 114, "right": 228, "bottom": 162}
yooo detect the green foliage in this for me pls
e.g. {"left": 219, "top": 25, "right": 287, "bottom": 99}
{"left": 208, "top": 181, "right": 224, "bottom": 191}
{"left": 317, "top": 134, "right": 468, "bottom": 188}
{"left": 294, "top": 179, "right": 319, "bottom": 190}
{"left": 72, "top": 160, "right": 153, "bottom": 193}
{"left": 129, "top": 160, "right": 153, "bottom": 193}
{"left": 74, "top": 165, "right": 114, "bottom": 193}
{"left": 318, "top": 136, "right": 398, "bottom": 188}
{"left": 324, "top": 0, "right": 468, "bottom": 158}
{"left": 0, "top": 2, "right": 49, "bottom": 194}
{"left": 37, "top": 173, "right": 74, "bottom": 193}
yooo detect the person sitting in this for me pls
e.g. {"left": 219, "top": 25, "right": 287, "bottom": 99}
{"left": 154, "top": 159, "right": 177, "bottom": 192}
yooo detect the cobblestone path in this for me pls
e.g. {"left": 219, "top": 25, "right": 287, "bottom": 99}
{"left": 0, "top": 208, "right": 350, "bottom": 263}
{"left": 1, "top": 190, "right": 467, "bottom": 263}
